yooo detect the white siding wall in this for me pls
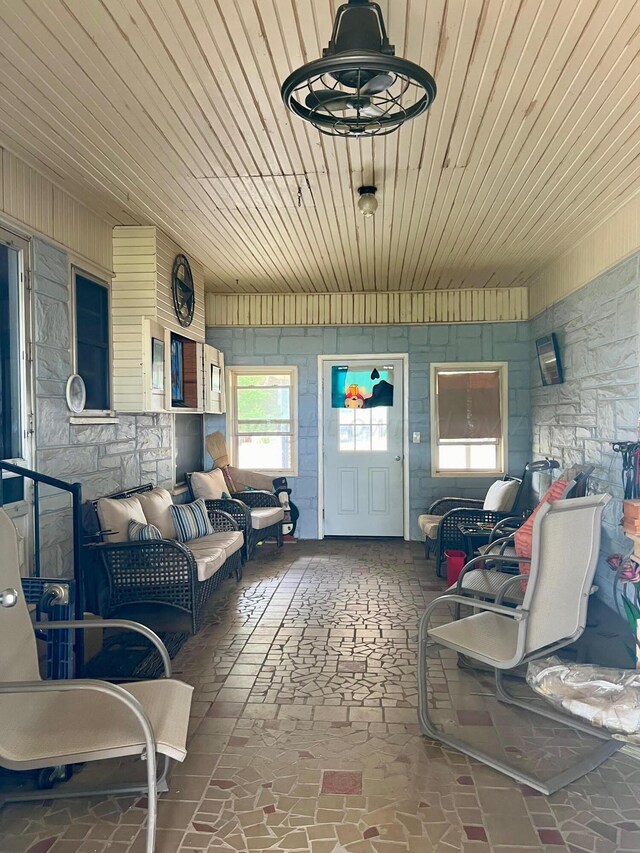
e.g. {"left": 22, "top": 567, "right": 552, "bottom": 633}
{"left": 156, "top": 229, "right": 205, "bottom": 342}
{"left": 205, "top": 287, "right": 529, "bottom": 327}
{"left": 1, "top": 148, "right": 113, "bottom": 271}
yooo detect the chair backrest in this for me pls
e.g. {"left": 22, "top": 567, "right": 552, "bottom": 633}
{"left": 521, "top": 494, "right": 610, "bottom": 655}
{"left": 0, "top": 508, "right": 41, "bottom": 682}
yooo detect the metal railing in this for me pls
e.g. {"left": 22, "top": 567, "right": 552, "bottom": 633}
{"left": 0, "top": 461, "right": 84, "bottom": 674}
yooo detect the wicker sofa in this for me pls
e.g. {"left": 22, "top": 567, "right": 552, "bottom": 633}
{"left": 84, "top": 484, "right": 244, "bottom": 634}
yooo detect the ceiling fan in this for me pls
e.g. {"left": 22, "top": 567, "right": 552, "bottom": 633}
{"left": 281, "top": 0, "right": 437, "bottom": 137}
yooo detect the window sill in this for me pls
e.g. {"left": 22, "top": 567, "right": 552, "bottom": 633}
{"left": 70, "top": 414, "right": 119, "bottom": 426}
{"left": 172, "top": 483, "right": 189, "bottom": 497}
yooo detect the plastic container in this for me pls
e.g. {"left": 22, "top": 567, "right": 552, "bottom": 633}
{"left": 445, "top": 549, "right": 467, "bottom": 586}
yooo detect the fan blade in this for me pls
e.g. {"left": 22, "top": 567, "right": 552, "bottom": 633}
{"left": 361, "top": 73, "right": 394, "bottom": 95}
{"left": 305, "top": 90, "right": 351, "bottom": 111}
{"left": 361, "top": 103, "right": 383, "bottom": 118}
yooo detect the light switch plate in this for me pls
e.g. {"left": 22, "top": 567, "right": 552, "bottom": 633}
{"left": 412, "top": 431, "right": 421, "bottom": 443}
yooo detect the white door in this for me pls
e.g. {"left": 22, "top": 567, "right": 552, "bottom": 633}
{"left": 322, "top": 357, "right": 404, "bottom": 537}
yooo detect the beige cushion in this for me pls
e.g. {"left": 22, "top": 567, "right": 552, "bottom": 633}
{"left": 190, "top": 469, "right": 228, "bottom": 500}
{"left": 483, "top": 479, "right": 519, "bottom": 512}
{"left": 188, "top": 531, "right": 244, "bottom": 562}
{"left": 97, "top": 496, "right": 147, "bottom": 544}
{"left": 187, "top": 542, "right": 227, "bottom": 582}
{"left": 418, "top": 513, "right": 441, "bottom": 540}
{"left": 136, "top": 488, "right": 176, "bottom": 540}
{"left": 250, "top": 507, "right": 285, "bottom": 530}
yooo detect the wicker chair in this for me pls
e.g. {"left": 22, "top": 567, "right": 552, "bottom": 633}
{"left": 186, "top": 471, "right": 284, "bottom": 561}
{"left": 84, "top": 484, "right": 243, "bottom": 635}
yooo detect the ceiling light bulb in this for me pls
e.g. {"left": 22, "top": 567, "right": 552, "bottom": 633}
{"left": 358, "top": 186, "right": 378, "bottom": 216}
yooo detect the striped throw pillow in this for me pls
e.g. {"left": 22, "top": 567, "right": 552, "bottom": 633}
{"left": 128, "top": 519, "right": 162, "bottom": 542}
{"left": 169, "top": 498, "right": 214, "bottom": 543}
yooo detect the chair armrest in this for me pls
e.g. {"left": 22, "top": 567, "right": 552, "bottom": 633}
{"left": 32, "top": 619, "right": 171, "bottom": 677}
{"left": 427, "top": 497, "right": 483, "bottom": 515}
{"left": 203, "top": 498, "right": 250, "bottom": 532}
{"left": 483, "top": 534, "right": 516, "bottom": 554}
{"left": 490, "top": 516, "right": 523, "bottom": 540}
{"left": 422, "top": 593, "right": 528, "bottom": 631}
{"left": 206, "top": 509, "right": 240, "bottom": 533}
{"left": 232, "top": 490, "right": 279, "bottom": 509}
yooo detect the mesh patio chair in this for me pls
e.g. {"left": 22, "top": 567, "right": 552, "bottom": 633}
{"left": 0, "top": 508, "right": 193, "bottom": 853}
{"left": 417, "top": 493, "right": 621, "bottom": 794}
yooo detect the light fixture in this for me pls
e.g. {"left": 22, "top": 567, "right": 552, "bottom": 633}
{"left": 358, "top": 186, "right": 378, "bottom": 217}
{"left": 281, "top": 0, "right": 437, "bottom": 138}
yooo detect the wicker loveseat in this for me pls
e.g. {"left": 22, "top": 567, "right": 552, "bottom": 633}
{"left": 84, "top": 484, "right": 244, "bottom": 634}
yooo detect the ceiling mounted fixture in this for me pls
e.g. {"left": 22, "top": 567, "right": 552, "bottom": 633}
{"left": 358, "top": 186, "right": 378, "bottom": 217}
{"left": 281, "top": 0, "right": 436, "bottom": 138}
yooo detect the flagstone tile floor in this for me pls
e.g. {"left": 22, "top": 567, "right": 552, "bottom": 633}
{"left": 2, "top": 540, "right": 640, "bottom": 853}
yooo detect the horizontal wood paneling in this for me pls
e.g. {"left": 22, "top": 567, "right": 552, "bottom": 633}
{"left": 0, "top": 2, "right": 638, "bottom": 295}
{"left": 206, "top": 288, "right": 529, "bottom": 326}
{"left": 1, "top": 148, "right": 112, "bottom": 270}
{"left": 528, "top": 192, "right": 640, "bottom": 315}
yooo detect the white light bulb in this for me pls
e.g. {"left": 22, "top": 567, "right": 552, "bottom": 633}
{"left": 358, "top": 192, "right": 378, "bottom": 217}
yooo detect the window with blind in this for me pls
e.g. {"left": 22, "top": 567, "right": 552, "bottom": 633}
{"left": 227, "top": 367, "right": 297, "bottom": 474}
{"left": 431, "top": 363, "right": 507, "bottom": 475}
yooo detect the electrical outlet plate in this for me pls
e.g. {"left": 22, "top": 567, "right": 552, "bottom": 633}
{"left": 412, "top": 432, "right": 421, "bottom": 443}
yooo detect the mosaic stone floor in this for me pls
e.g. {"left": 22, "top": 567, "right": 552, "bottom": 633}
{"left": 2, "top": 539, "right": 640, "bottom": 853}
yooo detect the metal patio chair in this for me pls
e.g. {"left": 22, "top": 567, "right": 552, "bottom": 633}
{"left": 0, "top": 508, "right": 193, "bottom": 853}
{"left": 417, "top": 493, "right": 621, "bottom": 794}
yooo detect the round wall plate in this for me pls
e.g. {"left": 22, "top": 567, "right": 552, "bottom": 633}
{"left": 66, "top": 374, "right": 87, "bottom": 414}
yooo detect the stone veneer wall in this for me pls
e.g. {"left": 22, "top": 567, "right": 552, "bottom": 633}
{"left": 530, "top": 253, "right": 640, "bottom": 611}
{"left": 32, "top": 238, "right": 173, "bottom": 576}
{"left": 206, "top": 323, "right": 531, "bottom": 541}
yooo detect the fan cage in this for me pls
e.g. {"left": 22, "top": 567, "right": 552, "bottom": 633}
{"left": 282, "top": 52, "right": 436, "bottom": 138}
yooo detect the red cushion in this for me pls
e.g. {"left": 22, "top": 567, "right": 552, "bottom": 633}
{"left": 514, "top": 480, "right": 569, "bottom": 582}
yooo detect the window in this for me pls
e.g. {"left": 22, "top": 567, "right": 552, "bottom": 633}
{"left": 339, "top": 407, "right": 388, "bottom": 452}
{"left": 0, "top": 230, "right": 28, "bottom": 462}
{"left": 228, "top": 367, "right": 297, "bottom": 474}
{"left": 74, "top": 270, "right": 110, "bottom": 411}
{"left": 431, "top": 363, "right": 507, "bottom": 476}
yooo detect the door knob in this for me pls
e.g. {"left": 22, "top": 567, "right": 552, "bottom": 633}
{"left": 395, "top": 455, "right": 401, "bottom": 462}
{"left": 0, "top": 588, "right": 19, "bottom": 608}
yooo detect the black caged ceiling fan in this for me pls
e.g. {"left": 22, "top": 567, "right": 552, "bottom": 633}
{"left": 281, "top": 0, "right": 437, "bottom": 138}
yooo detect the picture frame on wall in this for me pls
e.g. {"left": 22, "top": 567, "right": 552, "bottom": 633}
{"left": 151, "top": 337, "right": 165, "bottom": 392}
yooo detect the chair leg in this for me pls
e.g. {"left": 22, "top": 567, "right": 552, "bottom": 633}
{"left": 144, "top": 748, "right": 158, "bottom": 853}
{"left": 418, "top": 619, "right": 621, "bottom": 795}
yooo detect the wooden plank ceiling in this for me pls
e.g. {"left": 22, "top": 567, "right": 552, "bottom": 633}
{"left": 0, "top": 0, "right": 639, "bottom": 294}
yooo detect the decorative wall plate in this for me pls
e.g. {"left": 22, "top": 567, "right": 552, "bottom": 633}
{"left": 65, "top": 374, "right": 87, "bottom": 414}
{"left": 172, "top": 254, "right": 195, "bottom": 327}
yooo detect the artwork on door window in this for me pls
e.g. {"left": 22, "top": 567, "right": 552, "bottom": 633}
{"left": 331, "top": 365, "right": 394, "bottom": 408}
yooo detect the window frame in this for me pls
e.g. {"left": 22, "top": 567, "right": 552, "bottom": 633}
{"left": 0, "top": 226, "right": 31, "bottom": 467}
{"left": 72, "top": 266, "right": 112, "bottom": 415}
{"left": 430, "top": 362, "right": 508, "bottom": 478}
{"left": 226, "top": 366, "right": 298, "bottom": 475}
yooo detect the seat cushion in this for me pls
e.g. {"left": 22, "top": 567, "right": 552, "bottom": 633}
{"left": 97, "top": 496, "right": 147, "bottom": 543}
{"left": 188, "top": 531, "right": 244, "bottom": 562}
{"left": 418, "top": 514, "right": 441, "bottom": 540}
{"left": 483, "top": 479, "right": 520, "bottom": 512}
{"left": 137, "top": 488, "right": 177, "bottom": 540}
{"left": 185, "top": 540, "right": 227, "bottom": 582}
{"left": 250, "top": 507, "right": 285, "bottom": 530}
{"left": 190, "top": 469, "right": 230, "bottom": 500}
